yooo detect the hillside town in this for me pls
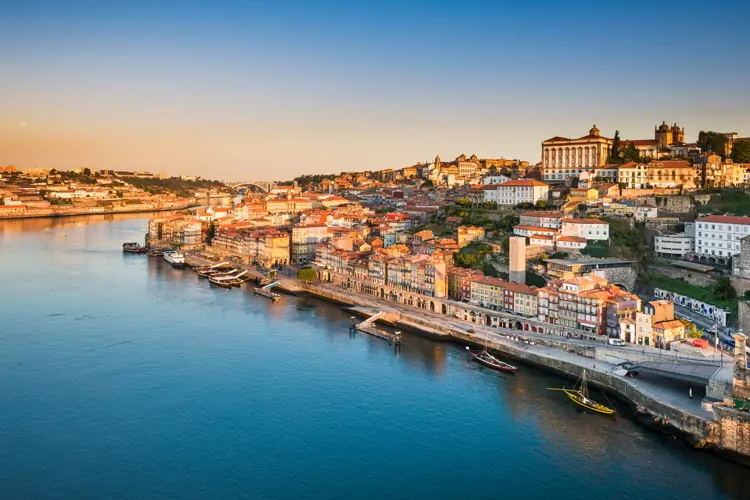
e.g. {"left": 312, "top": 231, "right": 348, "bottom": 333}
{"left": 5, "top": 124, "right": 750, "bottom": 348}
{"left": 95, "top": 122, "right": 750, "bottom": 353}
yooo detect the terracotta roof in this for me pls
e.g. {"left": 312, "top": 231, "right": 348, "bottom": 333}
{"left": 556, "top": 235, "right": 586, "bottom": 243}
{"left": 500, "top": 180, "right": 549, "bottom": 187}
{"left": 653, "top": 320, "right": 685, "bottom": 330}
{"left": 531, "top": 234, "right": 554, "bottom": 240}
{"left": 621, "top": 139, "right": 659, "bottom": 146}
{"left": 514, "top": 225, "right": 558, "bottom": 233}
{"left": 697, "top": 215, "right": 750, "bottom": 225}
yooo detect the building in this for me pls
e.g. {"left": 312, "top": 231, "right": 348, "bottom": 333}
{"left": 468, "top": 277, "right": 538, "bottom": 317}
{"left": 654, "top": 233, "right": 695, "bottom": 259}
{"left": 482, "top": 180, "right": 549, "bottom": 206}
{"left": 542, "top": 125, "right": 612, "bottom": 182}
{"left": 654, "top": 121, "right": 685, "bottom": 149}
{"left": 733, "top": 235, "right": 750, "bottom": 279}
{"left": 519, "top": 211, "right": 564, "bottom": 229}
{"left": 148, "top": 216, "right": 202, "bottom": 247}
{"left": 386, "top": 254, "right": 447, "bottom": 298}
{"left": 645, "top": 160, "right": 696, "bottom": 189}
{"left": 447, "top": 267, "right": 483, "bottom": 301}
{"left": 508, "top": 236, "right": 526, "bottom": 284}
{"left": 213, "top": 228, "right": 291, "bottom": 267}
{"left": 560, "top": 218, "right": 609, "bottom": 241}
{"left": 456, "top": 226, "right": 485, "bottom": 248}
{"left": 537, "top": 275, "right": 629, "bottom": 335}
{"left": 291, "top": 224, "right": 329, "bottom": 265}
{"left": 695, "top": 215, "right": 750, "bottom": 264}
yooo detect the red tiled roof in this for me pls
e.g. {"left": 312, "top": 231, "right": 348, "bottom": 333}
{"left": 514, "top": 225, "right": 558, "bottom": 233}
{"left": 500, "top": 180, "right": 548, "bottom": 187}
{"left": 697, "top": 215, "right": 750, "bottom": 225}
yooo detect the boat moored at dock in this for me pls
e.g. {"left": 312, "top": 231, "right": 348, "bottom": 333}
{"left": 163, "top": 251, "right": 185, "bottom": 268}
{"left": 466, "top": 347, "right": 517, "bottom": 372}
{"left": 122, "top": 242, "right": 147, "bottom": 254}
{"left": 548, "top": 370, "right": 616, "bottom": 415}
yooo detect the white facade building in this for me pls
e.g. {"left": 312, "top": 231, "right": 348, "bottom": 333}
{"left": 482, "top": 175, "right": 511, "bottom": 185}
{"left": 561, "top": 218, "right": 610, "bottom": 241}
{"left": 654, "top": 234, "right": 695, "bottom": 258}
{"left": 542, "top": 125, "right": 612, "bottom": 182}
{"left": 695, "top": 215, "right": 750, "bottom": 263}
{"left": 484, "top": 180, "right": 549, "bottom": 206}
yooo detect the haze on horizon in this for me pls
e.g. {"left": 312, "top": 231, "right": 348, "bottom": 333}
{"left": 2, "top": 0, "right": 749, "bottom": 181}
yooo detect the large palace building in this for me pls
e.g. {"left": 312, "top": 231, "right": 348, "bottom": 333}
{"left": 541, "top": 125, "right": 613, "bottom": 182}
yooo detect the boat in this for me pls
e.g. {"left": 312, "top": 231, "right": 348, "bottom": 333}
{"left": 209, "top": 275, "right": 235, "bottom": 288}
{"left": 163, "top": 251, "right": 185, "bottom": 268}
{"left": 548, "top": 370, "right": 616, "bottom": 415}
{"left": 147, "top": 248, "right": 164, "bottom": 257}
{"left": 466, "top": 346, "right": 517, "bottom": 372}
{"left": 122, "top": 242, "right": 146, "bottom": 254}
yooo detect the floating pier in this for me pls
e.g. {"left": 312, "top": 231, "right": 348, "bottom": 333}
{"left": 254, "top": 280, "right": 281, "bottom": 301}
{"left": 349, "top": 313, "right": 402, "bottom": 345}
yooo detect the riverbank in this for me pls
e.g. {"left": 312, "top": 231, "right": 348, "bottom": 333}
{"left": 181, "top": 252, "right": 747, "bottom": 465}
{"left": 0, "top": 202, "right": 198, "bottom": 220}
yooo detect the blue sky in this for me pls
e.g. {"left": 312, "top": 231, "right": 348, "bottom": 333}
{"left": 2, "top": 0, "right": 749, "bottom": 180}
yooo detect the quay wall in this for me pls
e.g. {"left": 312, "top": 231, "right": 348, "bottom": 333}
{"left": 0, "top": 202, "right": 197, "bottom": 220}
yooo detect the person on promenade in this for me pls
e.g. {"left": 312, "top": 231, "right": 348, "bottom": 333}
{"left": 689, "top": 388, "right": 693, "bottom": 399}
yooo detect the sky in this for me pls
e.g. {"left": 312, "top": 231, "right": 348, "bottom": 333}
{"left": 1, "top": 0, "right": 749, "bottom": 181}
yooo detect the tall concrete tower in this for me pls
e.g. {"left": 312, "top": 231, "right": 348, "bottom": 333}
{"left": 509, "top": 236, "right": 526, "bottom": 284}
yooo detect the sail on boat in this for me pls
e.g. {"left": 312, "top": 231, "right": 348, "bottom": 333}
{"left": 548, "top": 370, "right": 615, "bottom": 415}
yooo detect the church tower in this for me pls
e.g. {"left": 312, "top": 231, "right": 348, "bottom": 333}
{"left": 672, "top": 123, "right": 684, "bottom": 144}
{"left": 589, "top": 124, "right": 600, "bottom": 137}
{"left": 655, "top": 121, "right": 672, "bottom": 149}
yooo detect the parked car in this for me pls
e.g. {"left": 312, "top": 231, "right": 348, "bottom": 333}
{"left": 608, "top": 338, "right": 626, "bottom": 346}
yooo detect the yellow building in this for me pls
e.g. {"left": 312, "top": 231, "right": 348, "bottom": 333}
{"left": 569, "top": 187, "right": 598, "bottom": 202}
{"left": 456, "top": 225, "right": 485, "bottom": 248}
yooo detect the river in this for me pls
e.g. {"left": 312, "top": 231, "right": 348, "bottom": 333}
{"left": 0, "top": 215, "right": 746, "bottom": 499}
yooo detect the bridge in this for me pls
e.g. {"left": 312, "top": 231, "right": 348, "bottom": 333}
{"left": 227, "top": 180, "right": 277, "bottom": 193}
{"left": 618, "top": 359, "right": 725, "bottom": 385}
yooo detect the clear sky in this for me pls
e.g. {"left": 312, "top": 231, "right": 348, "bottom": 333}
{"left": 2, "top": 0, "right": 749, "bottom": 181}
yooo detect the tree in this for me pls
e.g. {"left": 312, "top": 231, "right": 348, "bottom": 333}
{"left": 621, "top": 143, "right": 642, "bottom": 163}
{"left": 607, "top": 130, "right": 622, "bottom": 163}
{"left": 422, "top": 179, "right": 434, "bottom": 188}
{"left": 482, "top": 261, "right": 499, "bottom": 277}
{"left": 535, "top": 200, "right": 547, "bottom": 208}
{"left": 680, "top": 319, "right": 703, "bottom": 339}
{"left": 455, "top": 253, "right": 477, "bottom": 268}
{"left": 698, "top": 131, "right": 729, "bottom": 159}
{"left": 82, "top": 167, "right": 92, "bottom": 176}
{"left": 577, "top": 204, "right": 588, "bottom": 214}
{"left": 456, "top": 197, "right": 472, "bottom": 206}
{"left": 297, "top": 268, "right": 318, "bottom": 282}
{"left": 732, "top": 141, "right": 750, "bottom": 163}
{"left": 712, "top": 276, "right": 737, "bottom": 301}
{"left": 482, "top": 201, "right": 498, "bottom": 210}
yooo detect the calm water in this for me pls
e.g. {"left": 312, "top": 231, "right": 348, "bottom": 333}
{"left": 0, "top": 215, "right": 746, "bottom": 500}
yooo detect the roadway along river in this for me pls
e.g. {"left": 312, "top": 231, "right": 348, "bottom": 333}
{"left": 0, "top": 215, "right": 746, "bottom": 499}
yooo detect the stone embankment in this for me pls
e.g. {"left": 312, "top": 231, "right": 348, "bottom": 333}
{"left": 184, "top": 254, "right": 750, "bottom": 465}
{"left": 0, "top": 201, "right": 197, "bottom": 220}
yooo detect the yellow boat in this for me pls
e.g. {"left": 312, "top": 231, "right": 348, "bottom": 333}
{"left": 548, "top": 370, "right": 616, "bottom": 415}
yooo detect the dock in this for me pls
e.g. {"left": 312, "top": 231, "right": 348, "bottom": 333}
{"left": 254, "top": 280, "right": 281, "bottom": 301}
{"left": 349, "top": 312, "right": 402, "bottom": 345}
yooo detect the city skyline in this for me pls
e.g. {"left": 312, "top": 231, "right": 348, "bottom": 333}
{"left": 2, "top": 0, "right": 749, "bottom": 180}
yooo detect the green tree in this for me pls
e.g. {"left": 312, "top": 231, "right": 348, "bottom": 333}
{"left": 680, "top": 319, "right": 703, "bottom": 339}
{"left": 456, "top": 197, "right": 472, "bottom": 206}
{"left": 535, "top": 200, "right": 547, "bottom": 208}
{"left": 82, "top": 167, "right": 92, "bottom": 176}
{"left": 698, "top": 131, "right": 729, "bottom": 159}
{"left": 497, "top": 213, "right": 520, "bottom": 232}
{"left": 482, "top": 201, "right": 498, "bottom": 210}
{"left": 577, "top": 204, "right": 588, "bottom": 214}
{"left": 621, "top": 143, "right": 642, "bottom": 163}
{"left": 455, "top": 253, "right": 477, "bottom": 268}
{"left": 297, "top": 268, "right": 318, "bottom": 282}
{"left": 731, "top": 141, "right": 750, "bottom": 163}
{"left": 713, "top": 276, "right": 737, "bottom": 301}
{"left": 607, "top": 130, "right": 622, "bottom": 163}
{"left": 482, "top": 261, "right": 499, "bottom": 277}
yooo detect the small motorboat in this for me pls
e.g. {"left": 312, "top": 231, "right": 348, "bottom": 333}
{"left": 122, "top": 242, "right": 146, "bottom": 254}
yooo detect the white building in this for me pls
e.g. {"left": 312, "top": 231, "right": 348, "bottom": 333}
{"left": 654, "top": 234, "right": 695, "bottom": 258}
{"left": 561, "top": 218, "right": 610, "bottom": 241}
{"left": 695, "top": 215, "right": 750, "bottom": 263}
{"left": 482, "top": 175, "right": 511, "bottom": 185}
{"left": 484, "top": 180, "right": 549, "bottom": 206}
{"left": 518, "top": 211, "right": 564, "bottom": 229}
{"left": 617, "top": 162, "right": 647, "bottom": 189}
{"left": 542, "top": 125, "right": 612, "bottom": 182}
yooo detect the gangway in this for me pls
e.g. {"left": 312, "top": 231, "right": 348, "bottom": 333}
{"left": 349, "top": 313, "right": 402, "bottom": 345}
{"left": 254, "top": 280, "right": 281, "bottom": 301}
